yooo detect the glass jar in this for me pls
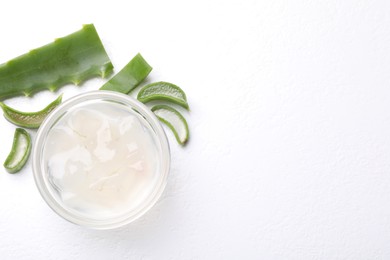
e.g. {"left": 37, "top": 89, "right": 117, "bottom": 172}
{"left": 33, "top": 91, "right": 170, "bottom": 229}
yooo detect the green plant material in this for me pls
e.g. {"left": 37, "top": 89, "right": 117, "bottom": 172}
{"left": 0, "top": 24, "right": 113, "bottom": 100}
{"left": 4, "top": 128, "right": 32, "bottom": 173}
{"left": 138, "top": 81, "right": 189, "bottom": 110}
{"left": 0, "top": 94, "right": 63, "bottom": 129}
{"left": 151, "top": 104, "right": 189, "bottom": 145}
{"left": 100, "top": 53, "right": 152, "bottom": 94}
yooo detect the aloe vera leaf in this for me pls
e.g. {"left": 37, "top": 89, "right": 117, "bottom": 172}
{"left": 151, "top": 104, "right": 189, "bottom": 145}
{"left": 0, "top": 94, "right": 62, "bottom": 129}
{"left": 138, "top": 82, "right": 189, "bottom": 110}
{"left": 100, "top": 53, "right": 152, "bottom": 94}
{"left": 0, "top": 24, "right": 113, "bottom": 100}
{"left": 4, "top": 128, "right": 32, "bottom": 173}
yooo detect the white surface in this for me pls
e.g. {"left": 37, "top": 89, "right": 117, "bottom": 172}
{"left": 1, "top": 0, "right": 390, "bottom": 259}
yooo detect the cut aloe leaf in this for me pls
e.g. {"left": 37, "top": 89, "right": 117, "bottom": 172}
{"left": 151, "top": 104, "right": 189, "bottom": 145}
{"left": 0, "top": 94, "right": 62, "bottom": 129}
{"left": 0, "top": 24, "right": 113, "bottom": 100}
{"left": 100, "top": 53, "right": 152, "bottom": 94}
{"left": 138, "top": 82, "right": 189, "bottom": 110}
{"left": 4, "top": 128, "right": 32, "bottom": 173}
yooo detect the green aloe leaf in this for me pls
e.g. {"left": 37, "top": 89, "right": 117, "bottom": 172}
{"left": 137, "top": 82, "right": 189, "bottom": 110}
{"left": 100, "top": 53, "right": 152, "bottom": 94}
{"left": 151, "top": 104, "right": 189, "bottom": 145}
{"left": 4, "top": 128, "right": 32, "bottom": 173}
{"left": 0, "top": 94, "right": 62, "bottom": 128}
{"left": 0, "top": 24, "right": 113, "bottom": 100}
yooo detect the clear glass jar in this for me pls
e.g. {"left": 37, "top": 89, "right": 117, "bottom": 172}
{"left": 33, "top": 91, "right": 170, "bottom": 229}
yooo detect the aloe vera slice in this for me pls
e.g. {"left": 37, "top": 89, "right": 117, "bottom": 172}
{"left": 100, "top": 53, "right": 152, "bottom": 94}
{"left": 138, "top": 82, "right": 189, "bottom": 110}
{"left": 4, "top": 128, "right": 32, "bottom": 173}
{"left": 0, "top": 24, "right": 113, "bottom": 100}
{"left": 0, "top": 94, "right": 62, "bottom": 129}
{"left": 151, "top": 105, "right": 189, "bottom": 145}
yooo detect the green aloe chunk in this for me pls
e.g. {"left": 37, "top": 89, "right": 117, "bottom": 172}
{"left": 0, "top": 24, "right": 113, "bottom": 100}
{"left": 0, "top": 94, "right": 62, "bottom": 128}
{"left": 151, "top": 104, "right": 189, "bottom": 145}
{"left": 100, "top": 53, "right": 152, "bottom": 94}
{"left": 4, "top": 128, "right": 32, "bottom": 173}
{"left": 138, "top": 82, "right": 189, "bottom": 110}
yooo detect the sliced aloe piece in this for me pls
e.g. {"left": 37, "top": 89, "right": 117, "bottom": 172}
{"left": 138, "top": 82, "right": 189, "bottom": 110}
{"left": 4, "top": 128, "right": 32, "bottom": 173}
{"left": 151, "top": 105, "right": 189, "bottom": 145}
{"left": 0, "top": 24, "right": 113, "bottom": 100}
{"left": 100, "top": 53, "right": 152, "bottom": 94}
{"left": 0, "top": 94, "right": 62, "bottom": 129}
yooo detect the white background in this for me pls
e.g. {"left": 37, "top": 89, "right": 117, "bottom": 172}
{"left": 1, "top": 0, "right": 390, "bottom": 259}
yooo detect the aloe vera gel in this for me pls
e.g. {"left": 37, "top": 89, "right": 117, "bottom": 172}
{"left": 33, "top": 91, "right": 170, "bottom": 229}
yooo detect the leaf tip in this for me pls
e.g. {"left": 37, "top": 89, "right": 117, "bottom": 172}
{"left": 48, "top": 85, "right": 57, "bottom": 92}
{"left": 100, "top": 70, "right": 110, "bottom": 79}
{"left": 82, "top": 24, "right": 93, "bottom": 29}
{"left": 72, "top": 79, "right": 81, "bottom": 86}
{"left": 57, "top": 93, "right": 64, "bottom": 102}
